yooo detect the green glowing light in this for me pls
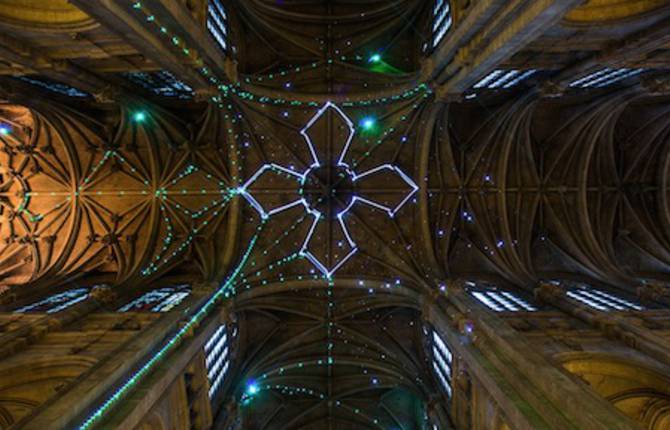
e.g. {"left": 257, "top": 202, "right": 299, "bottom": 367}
{"left": 133, "top": 111, "right": 146, "bottom": 122}
{"left": 367, "top": 52, "right": 405, "bottom": 75}
{"left": 360, "top": 117, "right": 376, "bottom": 131}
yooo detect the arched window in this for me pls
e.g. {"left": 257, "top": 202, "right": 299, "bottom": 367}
{"left": 15, "top": 76, "right": 89, "bottom": 97}
{"left": 465, "top": 281, "right": 537, "bottom": 312}
{"left": 431, "top": 328, "right": 453, "bottom": 398}
{"left": 568, "top": 68, "right": 646, "bottom": 88}
{"left": 205, "top": 324, "right": 232, "bottom": 399}
{"left": 555, "top": 281, "right": 644, "bottom": 311}
{"left": 472, "top": 69, "right": 538, "bottom": 90}
{"left": 207, "top": 0, "right": 228, "bottom": 53}
{"left": 432, "top": 0, "right": 453, "bottom": 48}
{"left": 118, "top": 284, "right": 191, "bottom": 312}
{"left": 14, "top": 288, "right": 89, "bottom": 314}
{"left": 123, "top": 71, "right": 193, "bottom": 99}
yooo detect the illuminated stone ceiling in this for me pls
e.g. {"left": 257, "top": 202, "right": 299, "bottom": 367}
{"left": 1, "top": 0, "right": 670, "bottom": 428}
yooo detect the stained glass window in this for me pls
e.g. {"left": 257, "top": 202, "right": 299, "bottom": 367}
{"left": 123, "top": 71, "right": 194, "bottom": 99}
{"left": 207, "top": 0, "right": 228, "bottom": 53}
{"left": 14, "top": 288, "right": 90, "bottom": 314}
{"left": 432, "top": 0, "right": 452, "bottom": 48}
{"left": 431, "top": 329, "right": 453, "bottom": 398}
{"left": 118, "top": 284, "right": 191, "bottom": 312}
{"left": 16, "top": 76, "right": 89, "bottom": 97}
{"left": 205, "top": 324, "right": 231, "bottom": 398}
{"left": 568, "top": 68, "right": 645, "bottom": 88}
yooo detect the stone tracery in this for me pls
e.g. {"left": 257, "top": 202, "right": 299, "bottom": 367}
{"left": 239, "top": 102, "right": 418, "bottom": 277}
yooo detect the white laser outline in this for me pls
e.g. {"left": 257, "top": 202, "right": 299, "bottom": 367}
{"left": 239, "top": 102, "right": 418, "bottom": 277}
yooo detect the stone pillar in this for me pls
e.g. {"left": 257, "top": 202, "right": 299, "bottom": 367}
{"left": 427, "top": 291, "right": 549, "bottom": 430}
{"left": 427, "top": 393, "right": 457, "bottom": 429}
{"left": 425, "top": 282, "right": 640, "bottom": 430}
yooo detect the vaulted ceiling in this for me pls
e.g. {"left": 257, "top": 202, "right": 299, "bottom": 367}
{"left": 1, "top": 0, "right": 670, "bottom": 428}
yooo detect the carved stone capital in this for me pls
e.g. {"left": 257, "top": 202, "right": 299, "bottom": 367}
{"left": 92, "top": 85, "right": 121, "bottom": 103}
{"left": 192, "top": 281, "right": 218, "bottom": 294}
{"left": 224, "top": 58, "right": 238, "bottom": 83}
{"left": 535, "top": 282, "right": 564, "bottom": 303}
{"left": 637, "top": 282, "right": 669, "bottom": 301}
{"left": 219, "top": 302, "right": 235, "bottom": 325}
{"left": 641, "top": 76, "right": 670, "bottom": 96}
{"left": 0, "top": 286, "right": 15, "bottom": 305}
{"left": 89, "top": 284, "right": 117, "bottom": 304}
{"left": 539, "top": 80, "right": 565, "bottom": 98}
{"left": 448, "top": 279, "right": 466, "bottom": 294}
{"left": 420, "top": 292, "right": 438, "bottom": 324}
{"left": 592, "top": 314, "right": 619, "bottom": 338}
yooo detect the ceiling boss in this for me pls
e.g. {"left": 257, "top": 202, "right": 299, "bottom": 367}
{"left": 238, "top": 102, "right": 418, "bottom": 278}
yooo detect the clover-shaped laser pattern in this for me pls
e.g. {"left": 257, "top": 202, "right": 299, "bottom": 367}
{"left": 239, "top": 102, "right": 418, "bottom": 277}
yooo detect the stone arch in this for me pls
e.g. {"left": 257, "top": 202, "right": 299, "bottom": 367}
{"left": 556, "top": 351, "right": 670, "bottom": 428}
{"left": 0, "top": 398, "right": 38, "bottom": 429}
{"left": 0, "top": 0, "right": 97, "bottom": 32}
{"left": 563, "top": 0, "right": 670, "bottom": 25}
{"left": 0, "top": 355, "right": 96, "bottom": 428}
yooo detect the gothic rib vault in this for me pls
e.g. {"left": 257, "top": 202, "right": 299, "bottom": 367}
{"left": 0, "top": 1, "right": 670, "bottom": 429}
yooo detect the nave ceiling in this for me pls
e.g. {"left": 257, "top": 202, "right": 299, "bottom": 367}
{"left": 0, "top": 0, "right": 670, "bottom": 428}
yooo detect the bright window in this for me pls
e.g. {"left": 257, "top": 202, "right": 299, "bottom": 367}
{"left": 432, "top": 0, "right": 453, "bottom": 48}
{"left": 118, "top": 285, "right": 191, "bottom": 312}
{"left": 566, "top": 285, "right": 643, "bottom": 311}
{"left": 16, "top": 76, "right": 89, "bottom": 97}
{"left": 432, "top": 329, "right": 453, "bottom": 398}
{"left": 469, "top": 290, "right": 536, "bottom": 312}
{"left": 568, "top": 68, "right": 645, "bottom": 88}
{"left": 205, "top": 324, "right": 231, "bottom": 398}
{"left": 473, "top": 69, "right": 537, "bottom": 89}
{"left": 14, "top": 288, "right": 89, "bottom": 314}
{"left": 123, "top": 71, "right": 193, "bottom": 98}
{"left": 207, "top": 0, "right": 228, "bottom": 53}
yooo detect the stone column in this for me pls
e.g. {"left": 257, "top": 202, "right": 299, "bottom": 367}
{"left": 426, "top": 282, "right": 640, "bottom": 430}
